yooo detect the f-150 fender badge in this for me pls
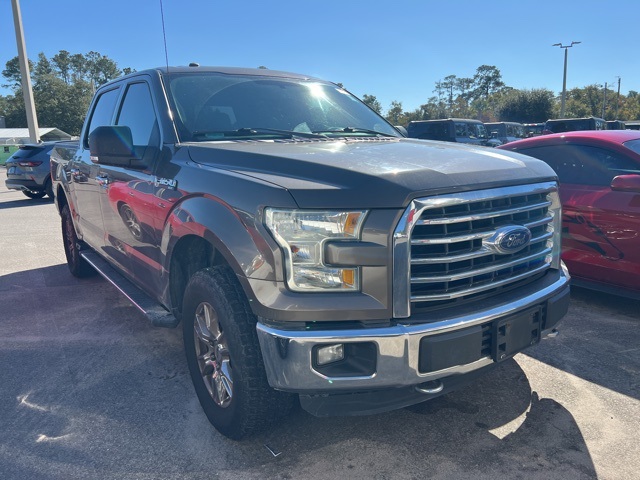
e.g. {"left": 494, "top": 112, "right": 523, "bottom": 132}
{"left": 155, "top": 177, "right": 178, "bottom": 190}
{"left": 484, "top": 225, "right": 532, "bottom": 255}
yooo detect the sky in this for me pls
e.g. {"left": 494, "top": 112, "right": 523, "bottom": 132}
{"left": 1, "top": 0, "right": 638, "bottom": 114}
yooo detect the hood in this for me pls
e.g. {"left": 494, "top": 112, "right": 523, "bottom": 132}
{"left": 187, "top": 138, "right": 556, "bottom": 208}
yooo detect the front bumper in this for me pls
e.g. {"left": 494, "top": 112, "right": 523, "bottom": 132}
{"left": 257, "top": 266, "right": 569, "bottom": 411}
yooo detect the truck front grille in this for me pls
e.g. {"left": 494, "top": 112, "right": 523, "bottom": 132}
{"left": 392, "top": 182, "right": 560, "bottom": 317}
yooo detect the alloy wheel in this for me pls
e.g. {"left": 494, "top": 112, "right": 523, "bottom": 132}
{"left": 193, "top": 302, "right": 233, "bottom": 408}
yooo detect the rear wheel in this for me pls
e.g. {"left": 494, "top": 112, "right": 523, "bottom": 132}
{"left": 23, "top": 190, "right": 46, "bottom": 199}
{"left": 61, "top": 205, "right": 96, "bottom": 278}
{"left": 182, "top": 266, "right": 294, "bottom": 440}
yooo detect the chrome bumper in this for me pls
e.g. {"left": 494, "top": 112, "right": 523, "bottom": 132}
{"left": 256, "top": 267, "right": 570, "bottom": 394}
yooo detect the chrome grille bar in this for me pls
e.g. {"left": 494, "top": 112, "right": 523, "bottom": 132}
{"left": 411, "top": 231, "right": 552, "bottom": 265}
{"left": 414, "top": 200, "right": 552, "bottom": 225}
{"left": 410, "top": 216, "right": 553, "bottom": 245}
{"left": 411, "top": 248, "right": 552, "bottom": 283}
{"left": 410, "top": 263, "right": 550, "bottom": 302}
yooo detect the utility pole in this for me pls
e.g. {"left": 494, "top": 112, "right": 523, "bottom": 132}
{"left": 11, "top": 0, "right": 40, "bottom": 143}
{"left": 615, "top": 77, "right": 621, "bottom": 119}
{"left": 602, "top": 82, "right": 607, "bottom": 119}
{"left": 552, "top": 41, "right": 581, "bottom": 118}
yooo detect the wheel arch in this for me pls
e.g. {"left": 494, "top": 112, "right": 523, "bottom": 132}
{"left": 164, "top": 195, "right": 280, "bottom": 320}
{"left": 55, "top": 183, "right": 69, "bottom": 215}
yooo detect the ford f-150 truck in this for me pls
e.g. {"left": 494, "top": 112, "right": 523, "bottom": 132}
{"left": 51, "top": 66, "right": 570, "bottom": 439}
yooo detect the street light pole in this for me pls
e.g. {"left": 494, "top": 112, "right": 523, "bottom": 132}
{"left": 10, "top": 0, "right": 40, "bottom": 143}
{"left": 552, "top": 41, "right": 581, "bottom": 118}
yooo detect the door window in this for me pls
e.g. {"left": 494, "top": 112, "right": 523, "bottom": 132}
{"left": 518, "top": 144, "right": 640, "bottom": 185}
{"left": 116, "top": 82, "right": 160, "bottom": 147}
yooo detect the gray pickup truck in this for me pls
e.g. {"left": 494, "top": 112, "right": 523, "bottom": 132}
{"left": 51, "top": 66, "right": 570, "bottom": 439}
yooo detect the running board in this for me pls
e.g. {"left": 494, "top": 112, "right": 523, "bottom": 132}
{"left": 80, "top": 251, "right": 179, "bottom": 328}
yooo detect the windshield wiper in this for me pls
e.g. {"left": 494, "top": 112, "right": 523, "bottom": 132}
{"left": 192, "top": 127, "right": 327, "bottom": 141}
{"left": 312, "top": 127, "right": 398, "bottom": 138}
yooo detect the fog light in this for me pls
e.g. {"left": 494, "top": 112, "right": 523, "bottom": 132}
{"left": 316, "top": 344, "right": 344, "bottom": 366}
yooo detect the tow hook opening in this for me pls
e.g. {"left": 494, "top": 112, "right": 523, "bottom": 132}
{"left": 415, "top": 380, "right": 444, "bottom": 395}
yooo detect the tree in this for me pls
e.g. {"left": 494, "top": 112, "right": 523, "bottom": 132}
{"left": 563, "top": 85, "right": 605, "bottom": 118}
{"left": 497, "top": 89, "right": 555, "bottom": 123}
{"left": 85, "top": 51, "right": 120, "bottom": 87}
{"left": 0, "top": 50, "right": 130, "bottom": 134}
{"left": 386, "top": 100, "right": 404, "bottom": 125}
{"left": 33, "top": 53, "right": 53, "bottom": 77}
{"left": 1, "top": 56, "right": 33, "bottom": 89}
{"left": 362, "top": 94, "right": 382, "bottom": 114}
{"left": 52, "top": 50, "right": 72, "bottom": 84}
{"left": 471, "top": 65, "right": 506, "bottom": 100}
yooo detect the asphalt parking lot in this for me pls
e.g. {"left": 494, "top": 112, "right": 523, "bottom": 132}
{"left": 1, "top": 168, "right": 638, "bottom": 480}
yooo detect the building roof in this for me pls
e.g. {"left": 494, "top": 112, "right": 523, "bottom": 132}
{"left": 0, "top": 128, "right": 73, "bottom": 144}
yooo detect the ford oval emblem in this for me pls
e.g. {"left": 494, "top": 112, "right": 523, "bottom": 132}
{"left": 484, "top": 226, "right": 532, "bottom": 255}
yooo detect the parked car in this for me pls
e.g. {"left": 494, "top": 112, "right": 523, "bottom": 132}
{"left": 498, "top": 130, "right": 640, "bottom": 298}
{"left": 407, "top": 118, "right": 501, "bottom": 146}
{"left": 50, "top": 66, "right": 569, "bottom": 439}
{"left": 543, "top": 117, "right": 606, "bottom": 134}
{"left": 606, "top": 120, "right": 626, "bottom": 130}
{"left": 485, "top": 122, "right": 525, "bottom": 144}
{"left": 4, "top": 142, "right": 56, "bottom": 199}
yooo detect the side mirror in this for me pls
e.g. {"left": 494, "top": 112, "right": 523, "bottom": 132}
{"left": 89, "top": 126, "right": 145, "bottom": 168}
{"left": 611, "top": 174, "right": 640, "bottom": 193}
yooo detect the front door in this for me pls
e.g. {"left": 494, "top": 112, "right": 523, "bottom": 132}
{"left": 96, "top": 80, "right": 166, "bottom": 294}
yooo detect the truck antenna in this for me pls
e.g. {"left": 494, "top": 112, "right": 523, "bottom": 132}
{"left": 159, "top": 0, "right": 170, "bottom": 73}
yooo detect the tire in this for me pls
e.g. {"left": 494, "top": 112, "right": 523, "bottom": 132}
{"left": 23, "top": 190, "right": 46, "bottom": 199}
{"left": 61, "top": 204, "right": 96, "bottom": 278}
{"left": 45, "top": 178, "right": 54, "bottom": 199}
{"left": 182, "top": 266, "right": 294, "bottom": 440}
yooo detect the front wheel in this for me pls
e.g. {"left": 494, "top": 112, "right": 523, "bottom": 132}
{"left": 182, "top": 266, "right": 294, "bottom": 440}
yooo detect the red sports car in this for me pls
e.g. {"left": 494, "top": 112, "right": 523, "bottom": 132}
{"left": 498, "top": 130, "right": 640, "bottom": 298}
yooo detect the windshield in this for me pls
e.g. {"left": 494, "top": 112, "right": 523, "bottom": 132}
{"left": 473, "top": 124, "right": 488, "bottom": 139}
{"left": 164, "top": 72, "right": 399, "bottom": 142}
{"left": 454, "top": 121, "right": 487, "bottom": 139}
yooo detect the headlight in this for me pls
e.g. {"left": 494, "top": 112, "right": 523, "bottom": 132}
{"left": 546, "top": 189, "right": 562, "bottom": 269}
{"left": 265, "top": 209, "right": 367, "bottom": 291}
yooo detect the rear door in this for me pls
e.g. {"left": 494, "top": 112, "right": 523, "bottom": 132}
{"left": 69, "top": 86, "right": 121, "bottom": 251}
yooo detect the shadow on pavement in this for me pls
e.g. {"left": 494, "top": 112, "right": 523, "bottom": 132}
{"left": 524, "top": 286, "right": 640, "bottom": 401}
{"left": 0, "top": 196, "right": 54, "bottom": 210}
{"left": 0, "top": 264, "right": 597, "bottom": 478}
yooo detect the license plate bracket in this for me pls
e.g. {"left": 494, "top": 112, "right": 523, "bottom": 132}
{"left": 492, "top": 306, "right": 542, "bottom": 362}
